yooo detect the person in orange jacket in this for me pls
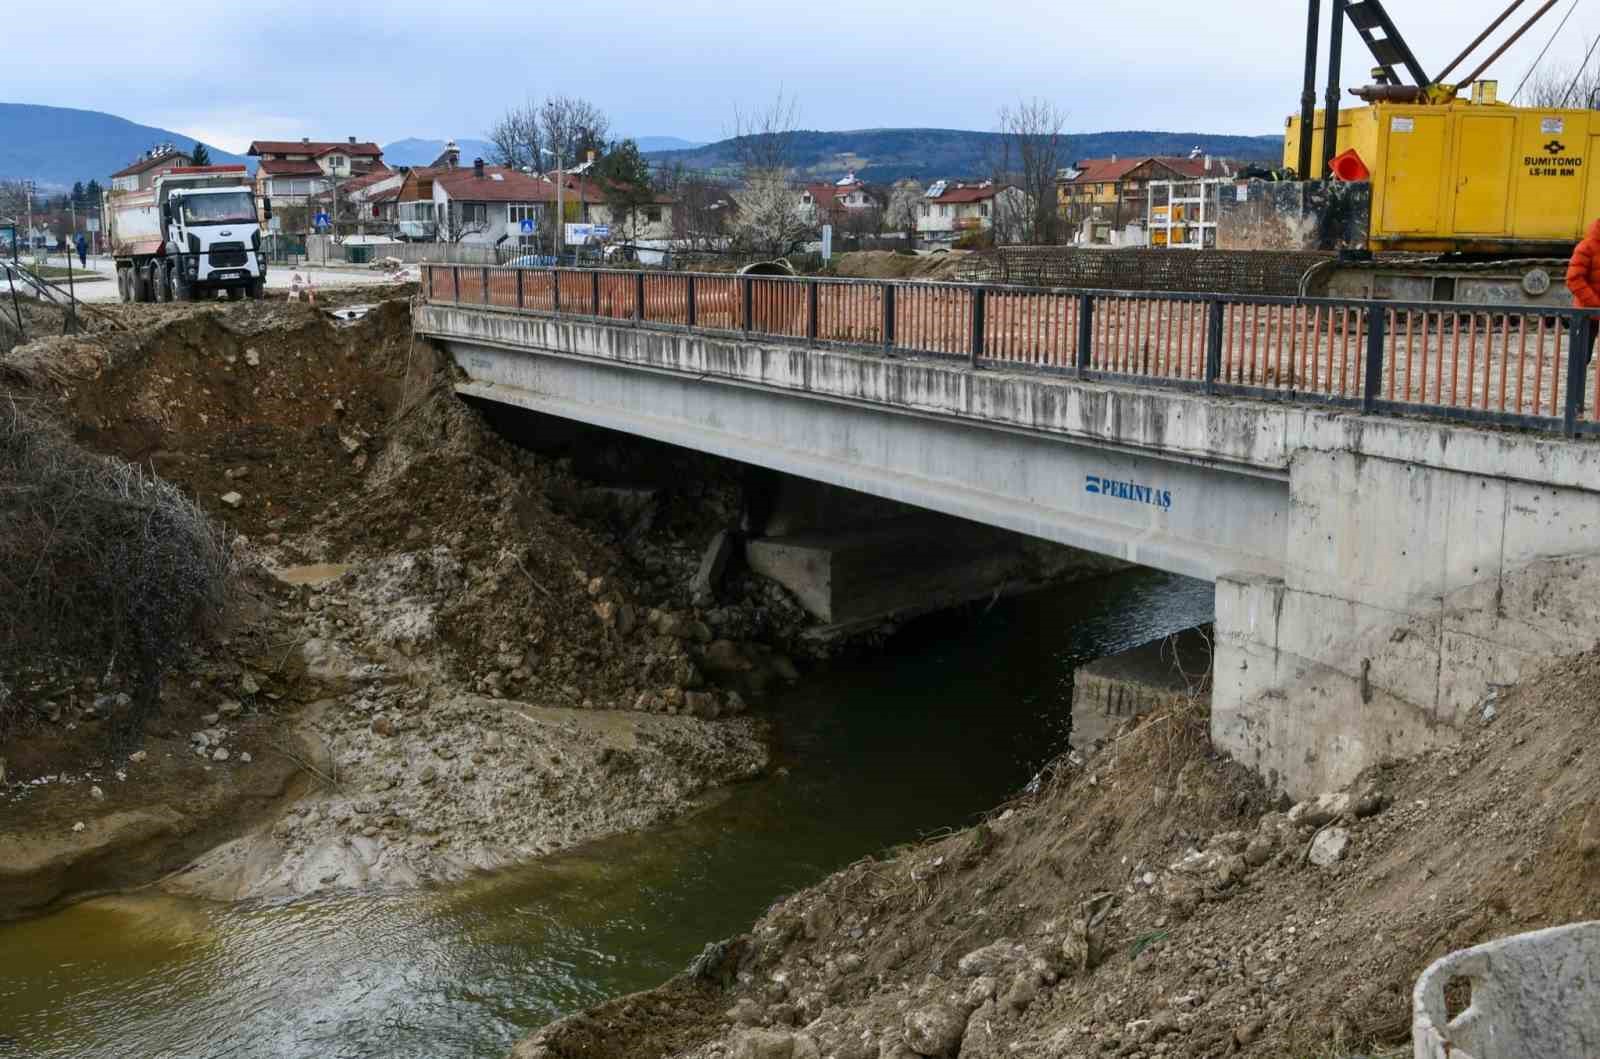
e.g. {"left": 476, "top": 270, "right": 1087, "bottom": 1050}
{"left": 1566, "top": 218, "right": 1600, "bottom": 360}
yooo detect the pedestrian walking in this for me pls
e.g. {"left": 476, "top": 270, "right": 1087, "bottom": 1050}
{"left": 75, "top": 232, "right": 87, "bottom": 268}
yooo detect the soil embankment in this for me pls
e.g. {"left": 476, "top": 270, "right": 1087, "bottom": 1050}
{"left": 517, "top": 649, "right": 1600, "bottom": 1059}
{"left": 0, "top": 288, "right": 797, "bottom": 913}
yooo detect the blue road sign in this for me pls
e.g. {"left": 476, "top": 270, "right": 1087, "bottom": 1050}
{"left": 519, "top": 218, "right": 535, "bottom": 234}
{"left": 314, "top": 212, "right": 331, "bottom": 228}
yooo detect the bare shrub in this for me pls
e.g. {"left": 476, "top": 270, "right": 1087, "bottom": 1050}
{"left": 0, "top": 398, "right": 234, "bottom": 739}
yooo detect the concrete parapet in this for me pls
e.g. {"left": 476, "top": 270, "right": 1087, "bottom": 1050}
{"left": 1413, "top": 921, "right": 1600, "bottom": 1059}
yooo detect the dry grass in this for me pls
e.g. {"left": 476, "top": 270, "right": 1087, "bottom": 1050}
{"left": 0, "top": 396, "right": 235, "bottom": 739}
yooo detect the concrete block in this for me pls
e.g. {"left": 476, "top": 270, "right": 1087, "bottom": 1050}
{"left": 1414, "top": 921, "right": 1600, "bottom": 1059}
{"left": 691, "top": 530, "right": 736, "bottom": 608}
{"left": 1071, "top": 626, "right": 1212, "bottom": 748}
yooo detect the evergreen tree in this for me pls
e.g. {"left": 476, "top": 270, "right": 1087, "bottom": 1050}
{"left": 191, "top": 143, "right": 211, "bottom": 166}
{"left": 85, "top": 179, "right": 103, "bottom": 204}
{"left": 71, "top": 181, "right": 85, "bottom": 206}
{"left": 593, "top": 139, "right": 656, "bottom": 239}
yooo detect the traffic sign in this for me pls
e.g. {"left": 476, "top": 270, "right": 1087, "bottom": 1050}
{"left": 592, "top": 224, "right": 610, "bottom": 239}
{"left": 520, "top": 218, "right": 535, "bottom": 234}
{"left": 314, "top": 211, "right": 331, "bottom": 228}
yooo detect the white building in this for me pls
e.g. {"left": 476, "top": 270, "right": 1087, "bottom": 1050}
{"left": 915, "top": 180, "right": 1030, "bottom": 244}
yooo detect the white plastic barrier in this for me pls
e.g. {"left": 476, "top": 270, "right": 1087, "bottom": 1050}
{"left": 1413, "top": 921, "right": 1600, "bottom": 1059}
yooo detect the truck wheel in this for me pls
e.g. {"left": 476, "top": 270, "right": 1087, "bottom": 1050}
{"left": 248, "top": 278, "right": 266, "bottom": 300}
{"left": 157, "top": 263, "right": 173, "bottom": 303}
{"left": 133, "top": 266, "right": 152, "bottom": 303}
{"left": 117, "top": 269, "right": 131, "bottom": 303}
{"left": 174, "top": 271, "right": 191, "bottom": 302}
{"left": 227, "top": 286, "right": 244, "bottom": 301}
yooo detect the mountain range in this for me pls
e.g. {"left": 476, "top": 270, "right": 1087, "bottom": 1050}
{"left": 0, "top": 103, "right": 249, "bottom": 189}
{"left": 1, "top": 102, "right": 1280, "bottom": 192}
{"left": 643, "top": 128, "right": 1285, "bottom": 183}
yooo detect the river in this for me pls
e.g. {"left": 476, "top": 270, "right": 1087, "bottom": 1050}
{"left": 0, "top": 569, "right": 1213, "bottom": 1059}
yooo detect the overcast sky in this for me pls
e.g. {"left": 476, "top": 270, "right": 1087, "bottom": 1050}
{"left": 8, "top": 0, "right": 1600, "bottom": 151}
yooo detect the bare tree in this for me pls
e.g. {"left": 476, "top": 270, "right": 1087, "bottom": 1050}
{"left": 732, "top": 88, "right": 802, "bottom": 175}
{"left": 728, "top": 90, "right": 811, "bottom": 257}
{"left": 988, "top": 98, "right": 1069, "bottom": 245}
{"left": 885, "top": 179, "right": 924, "bottom": 242}
{"left": 487, "top": 96, "right": 544, "bottom": 171}
{"left": 662, "top": 166, "right": 731, "bottom": 250}
{"left": 440, "top": 201, "right": 490, "bottom": 243}
{"left": 1521, "top": 56, "right": 1600, "bottom": 110}
{"left": 540, "top": 96, "right": 611, "bottom": 170}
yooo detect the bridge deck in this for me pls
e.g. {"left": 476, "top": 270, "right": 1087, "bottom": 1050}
{"left": 420, "top": 264, "right": 1600, "bottom": 437}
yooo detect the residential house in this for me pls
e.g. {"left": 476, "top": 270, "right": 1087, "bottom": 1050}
{"left": 799, "top": 173, "right": 879, "bottom": 225}
{"left": 915, "top": 180, "right": 1028, "bottom": 244}
{"left": 314, "top": 166, "right": 401, "bottom": 227}
{"left": 412, "top": 159, "right": 559, "bottom": 245}
{"left": 109, "top": 145, "right": 193, "bottom": 191}
{"left": 550, "top": 172, "right": 675, "bottom": 244}
{"left": 1056, "top": 153, "right": 1235, "bottom": 238}
{"left": 248, "top": 137, "right": 385, "bottom": 207}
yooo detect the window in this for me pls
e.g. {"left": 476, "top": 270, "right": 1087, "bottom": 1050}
{"left": 507, "top": 204, "right": 541, "bottom": 224}
{"left": 920, "top": 203, "right": 930, "bottom": 217}
{"left": 327, "top": 154, "right": 346, "bottom": 169}
{"left": 644, "top": 206, "right": 662, "bottom": 223}
{"left": 940, "top": 204, "right": 951, "bottom": 217}
{"left": 979, "top": 203, "right": 990, "bottom": 217}
{"left": 399, "top": 201, "right": 436, "bottom": 221}
{"left": 458, "top": 202, "right": 487, "bottom": 225}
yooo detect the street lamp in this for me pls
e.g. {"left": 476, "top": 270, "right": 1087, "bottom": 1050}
{"left": 538, "top": 145, "right": 563, "bottom": 259}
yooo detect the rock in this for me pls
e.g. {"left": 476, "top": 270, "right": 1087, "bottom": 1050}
{"left": 1309, "top": 826, "right": 1352, "bottom": 867}
{"left": 957, "top": 940, "right": 1027, "bottom": 978}
{"left": 240, "top": 752, "right": 252, "bottom": 764}
{"left": 220, "top": 491, "right": 243, "bottom": 508}
{"left": 728, "top": 997, "right": 764, "bottom": 1026}
{"left": 1001, "top": 972, "right": 1038, "bottom": 1013}
{"left": 685, "top": 691, "right": 720, "bottom": 719}
{"left": 419, "top": 765, "right": 437, "bottom": 784}
{"left": 202, "top": 713, "right": 220, "bottom": 726}
{"left": 190, "top": 732, "right": 210, "bottom": 749}
{"left": 244, "top": 348, "right": 261, "bottom": 367}
{"left": 1243, "top": 835, "right": 1276, "bottom": 867}
{"left": 692, "top": 529, "right": 735, "bottom": 607}
{"left": 339, "top": 433, "right": 362, "bottom": 455}
{"left": 1354, "top": 791, "right": 1391, "bottom": 819}
{"left": 89, "top": 785, "right": 105, "bottom": 800}
{"left": 615, "top": 603, "right": 637, "bottom": 637}
{"left": 371, "top": 715, "right": 397, "bottom": 738}
{"left": 212, "top": 748, "right": 230, "bottom": 762}
{"left": 729, "top": 1029, "right": 795, "bottom": 1059}
{"left": 240, "top": 674, "right": 261, "bottom": 696}
{"left": 586, "top": 576, "right": 607, "bottom": 599}
{"left": 593, "top": 601, "right": 618, "bottom": 628}
{"left": 1233, "top": 1017, "right": 1266, "bottom": 1046}
{"left": 1288, "top": 792, "right": 1351, "bottom": 828}
{"left": 903, "top": 1000, "right": 969, "bottom": 1057}
{"left": 724, "top": 690, "right": 748, "bottom": 715}
{"left": 128, "top": 750, "right": 148, "bottom": 764}
{"left": 1580, "top": 807, "right": 1600, "bottom": 859}
{"left": 72, "top": 821, "right": 85, "bottom": 833}
{"left": 218, "top": 701, "right": 242, "bottom": 718}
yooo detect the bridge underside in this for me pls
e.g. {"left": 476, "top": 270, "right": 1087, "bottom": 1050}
{"left": 433, "top": 309, "right": 1291, "bottom": 585}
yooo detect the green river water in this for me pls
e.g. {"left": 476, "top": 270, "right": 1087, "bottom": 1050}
{"left": 0, "top": 570, "right": 1212, "bottom": 1059}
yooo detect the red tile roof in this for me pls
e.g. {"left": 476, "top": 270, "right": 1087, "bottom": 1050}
{"left": 256, "top": 159, "right": 326, "bottom": 177}
{"left": 1067, "top": 156, "right": 1212, "bottom": 184}
{"left": 930, "top": 182, "right": 1005, "bottom": 204}
{"left": 247, "top": 140, "right": 383, "bottom": 158}
{"left": 339, "top": 167, "right": 396, "bottom": 193}
{"left": 110, "top": 151, "right": 192, "bottom": 179}
{"left": 434, "top": 166, "right": 556, "bottom": 203}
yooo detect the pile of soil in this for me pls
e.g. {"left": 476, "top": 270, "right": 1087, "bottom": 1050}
{"left": 516, "top": 648, "right": 1600, "bottom": 1059}
{"left": 828, "top": 251, "right": 971, "bottom": 282}
{"left": 0, "top": 289, "right": 802, "bottom": 909}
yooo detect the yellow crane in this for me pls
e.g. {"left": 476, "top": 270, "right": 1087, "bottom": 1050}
{"left": 1281, "top": 0, "right": 1591, "bottom": 304}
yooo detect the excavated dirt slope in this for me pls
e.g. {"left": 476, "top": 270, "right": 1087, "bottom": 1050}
{"left": 516, "top": 647, "right": 1600, "bottom": 1059}
{"left": 1, "top": 289, "right": 803, "bottom": 911}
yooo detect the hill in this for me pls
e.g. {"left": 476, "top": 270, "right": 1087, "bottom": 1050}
{"left": 0, "top": 103, "right": 247, "bottom": 188}
{"left": 384, "top": 135, "right": 703, "bottom": 168}
{"left": 644, "top": 127, "right": 1283, "bottom": 183}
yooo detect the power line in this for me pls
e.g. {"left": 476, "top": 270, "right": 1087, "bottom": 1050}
{"left": 1559, "top": 29, "right": 1600, "bottom": 104}
{"left": 1512, "top": 0, "right": 1583, "bottom": 102}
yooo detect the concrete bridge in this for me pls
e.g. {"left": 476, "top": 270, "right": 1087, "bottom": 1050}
{"left": 415, "top": 265, "right": 1600, "bottom": 796}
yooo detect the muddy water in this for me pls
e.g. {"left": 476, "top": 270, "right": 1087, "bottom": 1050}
{"left": 0, "top": 570, "right": 1213, "bottom": 1059}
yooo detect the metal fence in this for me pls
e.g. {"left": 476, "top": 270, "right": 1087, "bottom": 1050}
{"left": 421, "top": 264, "right": 1600, "bottom": 436}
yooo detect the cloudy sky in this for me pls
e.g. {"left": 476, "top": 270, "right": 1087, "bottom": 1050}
{"left": 8, "top": 0, "right": 1600, "bottom": 150}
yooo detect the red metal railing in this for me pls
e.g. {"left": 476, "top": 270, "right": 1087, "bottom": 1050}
{"left": 418, "top": 263, "right": 1599, "bottom": 434}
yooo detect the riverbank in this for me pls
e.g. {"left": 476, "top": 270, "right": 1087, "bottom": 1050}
{"left": 0, "top": 289, "right": 787, "bottom": 913}
{"left": 516, "top": 647, "right": 1600, "bottom": 1059}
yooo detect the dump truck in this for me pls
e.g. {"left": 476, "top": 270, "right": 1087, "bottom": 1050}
{"left": 104, "top": 164, "right": 270, "bottom": 302}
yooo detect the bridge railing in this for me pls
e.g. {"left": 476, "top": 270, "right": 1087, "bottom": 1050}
{"left": 421, "top": 264, "right": 1599, "bottom": 436}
